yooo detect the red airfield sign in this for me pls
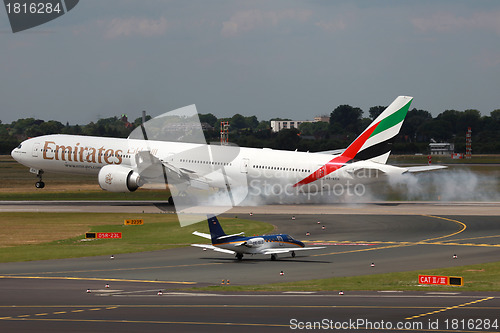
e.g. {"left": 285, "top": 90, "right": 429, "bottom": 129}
{"left": 96, "top": 232, "right": 122, "bottom": 239}
{"left": 418, "top": 275, "right": 448, "bottom": 285}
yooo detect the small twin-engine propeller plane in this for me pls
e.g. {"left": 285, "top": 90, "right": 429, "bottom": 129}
{"left": 192, "top": 215, "right": 325, "bottom": 260}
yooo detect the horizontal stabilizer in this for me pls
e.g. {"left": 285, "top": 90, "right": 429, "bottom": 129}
{"left": 346, "top": 167, "right": 387, "bottom": 178}
{"left": 405, "top": 165, "right": 447, "bottom": 173}
{"left": 192, "top": 231, "right": 211, "bottom": 239}
{"left": 317, "top": 149, "right": 345, "bottom": 155}
{"left": 217, "top": 232, "right": 245, "bottom": 240}
{"left": 191, "top": 244, "right": 236, "bottom": 254}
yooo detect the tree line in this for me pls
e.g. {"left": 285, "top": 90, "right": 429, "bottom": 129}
{"left": 1, "top": 105, "right": 500, "bottom": 155}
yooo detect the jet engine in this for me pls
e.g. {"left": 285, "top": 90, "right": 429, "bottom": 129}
{"left": 98, "top": 165, "right": 141, "bottom": 192}
{"left": 245, "top": 237, "right": 265, "bottom": 247}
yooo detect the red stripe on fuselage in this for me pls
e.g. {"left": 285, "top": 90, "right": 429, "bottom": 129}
{"left": 293, "top": 121, "right": 380, "bottom": 187}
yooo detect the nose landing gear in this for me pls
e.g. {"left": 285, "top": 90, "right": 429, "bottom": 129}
{"left": 35, "top": 170, "right": 45, "bottom": 189}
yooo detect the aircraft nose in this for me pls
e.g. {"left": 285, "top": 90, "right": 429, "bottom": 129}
{"left": 11, "top": 144, "right": 20, "bottom": 161}
{"left": 11, "top": 141, "right": 26, "bottom": 163}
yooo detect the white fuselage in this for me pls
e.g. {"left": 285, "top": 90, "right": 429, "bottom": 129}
{"left": 12, "top": 134, "right": 407, "bottom": 195}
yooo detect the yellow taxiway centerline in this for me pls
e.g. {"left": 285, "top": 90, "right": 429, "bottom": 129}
{"left": 405, "top": 297, "right": 495, "bottom": 320}
{"left": 0, "top": 275, "right": 195, "bottom": 284}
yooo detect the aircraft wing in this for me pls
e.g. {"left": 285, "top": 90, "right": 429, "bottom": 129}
{"left": 161, "top": 161, "right": 211, "bottom": 190}
{"left": 192, "top": 231, "right": 211, "bottom": 240}
{"left": 191, "top": 244, "right": 236, "bottom": 254}
{"left": 261, "top": 246, "right": 325, "bottom": 255}
{"left": 133, "top": 150, "right": 211, "bottom": 190}
{"left": 404, "top": 165, "right": 447, "bottom": 173}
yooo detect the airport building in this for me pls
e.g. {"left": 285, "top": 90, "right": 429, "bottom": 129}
{"left": 270, "top": 120, "right": 312, "bottom": 132}
{"left": 429, "top": 142, "right": 454, "bottom": 155}
{"left": 270, "top": 115, "right": 330, "bottom": 133}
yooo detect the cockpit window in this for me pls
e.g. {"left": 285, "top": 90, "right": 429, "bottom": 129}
{"left": 17, "top": 144, "right": 22, "bottom": 149}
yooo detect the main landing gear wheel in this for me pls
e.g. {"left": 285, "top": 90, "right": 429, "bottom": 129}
{"left": 35, "top": 181, "right": 45, "bottom": 189}
{"left": 168, "top": 196, "right": 174, "bottom": 205}
{"left": 291, "top": 251, "right": 296, "bottom": 258}
{"left": 271, "top": 254, "right": 277, "bottom": 261}
{"left": 236, "top": 253, "right": 243, "bottom": 261}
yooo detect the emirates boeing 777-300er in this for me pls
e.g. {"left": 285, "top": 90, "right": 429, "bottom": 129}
{"left": 11, "top": 96, "right": 445, "bottom": 207}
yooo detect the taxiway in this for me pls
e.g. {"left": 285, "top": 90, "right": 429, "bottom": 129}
{"left": 1, "top": 204, "right": 500, "bottom": 332}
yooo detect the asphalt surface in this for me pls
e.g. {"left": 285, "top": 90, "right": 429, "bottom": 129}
{"left": 1, "top": 206, "right": 500, "bottom": 332}
{"left": 2, "top": 201, "right": 500, "bottom": 215}
{"left": 1, "top": 279, "right": 499, "bottom": 333}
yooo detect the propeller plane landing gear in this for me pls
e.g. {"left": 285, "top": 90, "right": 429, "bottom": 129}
{"left": 235, "top": 253, "right": 243, "bottom": 261}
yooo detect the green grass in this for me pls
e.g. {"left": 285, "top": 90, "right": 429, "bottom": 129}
{"left": 2, "top": 212, "right": 500, "bottom": 292}
{"left": 0, "top": 213, "right": 274, "bottom": 262}
{"left": 197, "top": 261, "right": 500, "bottom": 292}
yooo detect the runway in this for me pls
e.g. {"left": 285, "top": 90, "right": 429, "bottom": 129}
{"left": 1, "top": 278, "right": 499, "bottom": 333}
{"left": 1, "top": 200, "right": 500, "bottom": 215}
{"left": 1, "top": 204, "right": 500, "bottom": 332}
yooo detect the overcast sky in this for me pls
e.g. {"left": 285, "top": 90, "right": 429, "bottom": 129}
{"left": 1, "top": 0, "right": 500, "bottom": 125}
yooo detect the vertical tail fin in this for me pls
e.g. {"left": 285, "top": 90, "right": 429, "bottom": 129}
{"left": 207, "top": 215, "right": 226, "bottom": 243}
{"left": 343, "top": 96, "right": 413, "bottom": 164}
{"left": 294, "top": 96, "right": 413, "bottom": 187}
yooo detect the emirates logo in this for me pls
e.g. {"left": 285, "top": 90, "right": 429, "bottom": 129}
{"left": 105, "top": 173, "right": 113, "bottom": 185}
